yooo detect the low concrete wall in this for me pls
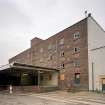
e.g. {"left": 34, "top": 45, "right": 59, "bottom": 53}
{"left": 0, "top": 85, "right": 8, "bottom": 91}
{"left": 40, "top": 86, "right": 59, "bottom": 92}
{"left": 12, "top": 86, "right": 41, "bottom": 93}
{"left": 7, "top": 86, "right": 59, "bottom": 93}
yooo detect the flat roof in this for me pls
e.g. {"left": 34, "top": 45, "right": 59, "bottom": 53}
{"left": 0, "top": 62, "right": 59, "bottom": 73}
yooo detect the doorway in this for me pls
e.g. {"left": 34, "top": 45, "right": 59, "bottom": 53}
{"left": 102, "top": 78, "right": 105, "bottom": 91}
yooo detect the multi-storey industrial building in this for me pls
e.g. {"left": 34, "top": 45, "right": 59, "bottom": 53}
{"left": 0, "top": 14, "right": 105, "bottom": 92}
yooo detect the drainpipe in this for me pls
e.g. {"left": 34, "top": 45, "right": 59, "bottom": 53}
{"left": 56, "top": 39, "right": 58, "bottom": 69}
{"left": 92, "top": 62, "right": 94, "bottom": 91}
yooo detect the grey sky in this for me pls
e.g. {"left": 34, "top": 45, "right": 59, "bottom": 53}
{"left": 0, "top": 0, "right": 105, "bottom": 66}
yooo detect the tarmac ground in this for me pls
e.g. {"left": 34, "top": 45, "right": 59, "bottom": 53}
{"left": 0, "top": 91, "right": 105, "bottom": 105}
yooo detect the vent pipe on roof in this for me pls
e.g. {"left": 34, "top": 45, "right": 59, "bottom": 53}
{"left": 88, "top": 13, "right": 91, "bottom": 17}
{"left": 84, "top": 11, "right": 92, "bottom": 18}
{"left": 85, "top": 10, "right": 88, "bottom": 18}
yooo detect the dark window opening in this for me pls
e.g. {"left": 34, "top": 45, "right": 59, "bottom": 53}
{"left": 74, "top": 32, "right": 80, "bottom": 40}
{"left": 74, "top": 47, "right": 80, "bottom": 53}
{"left": 60, "top": 51, "right": 64, "bottom": 57}
{"left": 75, "top": 73, "right": 80, "bottom": 84}
{"left": 61, "top": 63, "right": 65, "bottom": 69}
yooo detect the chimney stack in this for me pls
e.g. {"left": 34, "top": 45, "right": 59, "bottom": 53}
{"left": 88, "top": 13, "right": 91, "bottom": 17}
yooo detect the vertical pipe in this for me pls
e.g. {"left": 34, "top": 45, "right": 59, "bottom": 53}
{"left": 56, "top": 39, "right": 58, "bottom": 69}
{"left": 30, "top": 48, "right": 32, "bottom": 65}
{"left": 92, "top": 62, "right": 94, "bottom": 91}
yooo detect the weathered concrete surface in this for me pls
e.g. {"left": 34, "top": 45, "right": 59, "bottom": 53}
{"left": 0, "top": 91, "right": 105, "bottom": 105}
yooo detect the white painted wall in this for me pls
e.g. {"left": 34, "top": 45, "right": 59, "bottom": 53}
{"left": 91, "top": 48, "right": 105, "bottom": 91}
{"left": 88, "top": 16, "right": 105, "bottom": 91}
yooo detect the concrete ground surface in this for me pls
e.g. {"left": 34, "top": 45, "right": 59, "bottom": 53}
{"left": 0, "top": 91, "right": 105, "bottom": 105}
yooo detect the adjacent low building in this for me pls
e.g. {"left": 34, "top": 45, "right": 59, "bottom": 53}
{"left": 0, "top": 14, "right": 105, "bottom": 92}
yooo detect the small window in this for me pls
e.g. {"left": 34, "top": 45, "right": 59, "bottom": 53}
{"left": 74, "top": 32, "right": 80, "bottom": 40}
{"left": 60, "top": 51, "right": 64, "bottom": 57}
{"left": 61, "top": 63, "right": 65, "bottom": 69}
{"left": 75, "top": 73, "right": 80, "bottom": 84}
{"left": 74, "top": 47, "right": 80, "bottom": 53}
{"left": 59, "top": 38, "right": 64, "bottom": 45}
{"left": 74, "top": 60, "right": 80, "bottom": 67}
{"left": 39, "top": 58, "right": 43, "bottom": 62}
{"left": 59, "top": 44, "right": 64, "bottom": 50}
{"left": 40, "top": 48, "right": 43, "bottom": 53}
{"left": 48, "top": 44, "right": 52, "bottom": 50}
{"left": 48, "top": 55, "right": 53, "bottom": 61}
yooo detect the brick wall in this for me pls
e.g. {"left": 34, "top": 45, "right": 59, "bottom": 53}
{"left": 9, "top": 18, "right": 89, "bottom": 90}
{"left": 9, "top": 48, "right": 31, "bottom": 65}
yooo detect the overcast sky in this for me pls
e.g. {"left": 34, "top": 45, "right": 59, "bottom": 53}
{"left": 0, "top": 0, "right": 105, "bottom": 66}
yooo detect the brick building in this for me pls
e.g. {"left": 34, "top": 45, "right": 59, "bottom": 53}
{"left": 4, "top": 14, "right": 105, "bottom": 92}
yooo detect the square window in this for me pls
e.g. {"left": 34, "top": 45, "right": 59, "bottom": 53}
{"left": 40, "top": 48, "right": 43, "bottom": 53}
{"left": 74, "top": 60, "right": 80, "bottom": 67}
{"left": 74, "top": 47, "right": 80, "bottom": 53}
{"left": 48, "top": 44, "right": 52, "bottom": 50}
{"left": 59, "top": 38, "right": 64, "bottom": 45}
{"left": 74, "top": 32, "right": 80, "bottom": 40}
{"left": 59, "top": 44, "right": 64, "bottom": 50}
{"left": 48, "top": 55, "right": 53, "bottom": 61}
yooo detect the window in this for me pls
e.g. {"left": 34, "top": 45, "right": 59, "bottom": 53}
{"left": 48, "top": 55, "right": 53, "bottom": 61}
{"left": 48, "top": 44, "right": 56, "bottom": 53}
{"left": 48, "top": 44, "right": 52, "bottom": 50}
{"left": 61, "top": 63, "right": 65, "bottom": 69}
{"left": 74, "top": 47, "right": 80, "bottom": 53}
{"left": 74, "top": 60, "right": 80, "bottom": 67}
{"left": 59, "top": 38, "right": 64, "bottom": 45}
{"left": 74, "top": 32, "right": 80, "bottom": 40}
{"left": 75, "top": 73, "right": 80, "bottom": 84}
{"left": 40, "top": 48, "right": 43, "bottom": 53}
{"left": 59, "top": 44, "right": 64, "bottom": 50}
{"left": 60, "top": 51, "right": 64, "bottom": 57}
{"left": 60, "top": 74, "right": 65, "bottom": 80}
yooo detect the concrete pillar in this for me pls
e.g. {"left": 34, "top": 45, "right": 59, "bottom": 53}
{"left": 38, "top": 71, "right": 40, "bottom": 87}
